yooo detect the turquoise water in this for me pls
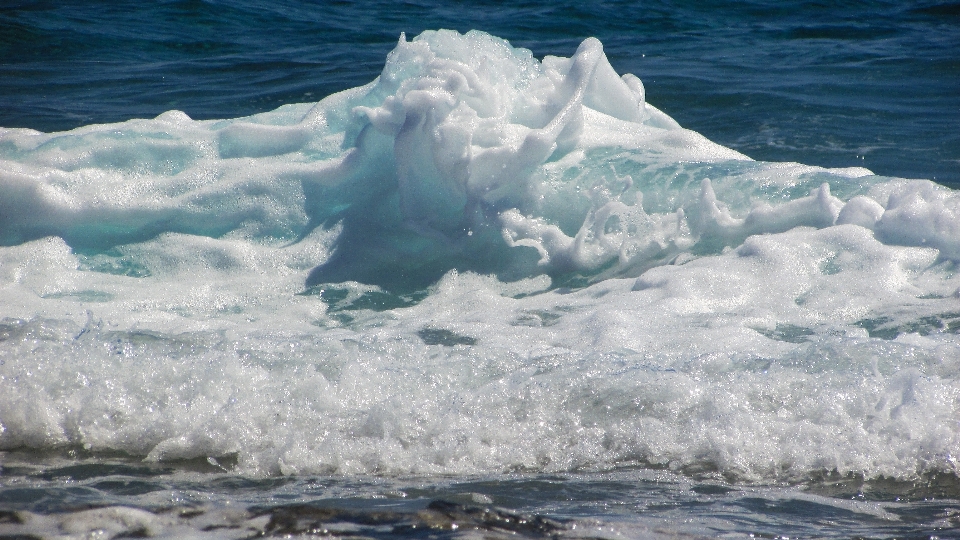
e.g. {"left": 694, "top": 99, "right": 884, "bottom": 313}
{"left": 1, "top": 2, "right": 959, "bottom": 539}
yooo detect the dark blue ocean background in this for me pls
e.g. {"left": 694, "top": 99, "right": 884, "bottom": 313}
{"left": 2, "top": 0, "right": 958, "bottom": 186}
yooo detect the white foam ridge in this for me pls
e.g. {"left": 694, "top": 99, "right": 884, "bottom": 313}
{"left": 0, "top": 30, "right": 958, "bottom": 482}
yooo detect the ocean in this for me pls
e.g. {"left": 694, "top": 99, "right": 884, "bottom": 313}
{"left": 1, "top": 1, "right": 959, "bottom": 539}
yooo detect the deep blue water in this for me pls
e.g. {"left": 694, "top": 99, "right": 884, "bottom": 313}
{"left": 1, "top": 0, "right": 958, "bottom": 185}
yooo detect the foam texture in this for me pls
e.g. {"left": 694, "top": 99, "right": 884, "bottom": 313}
{"left": 1, "top": 30, "right": 958, "bottom": 482}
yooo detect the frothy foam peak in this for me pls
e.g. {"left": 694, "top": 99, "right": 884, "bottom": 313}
{"left": 301, "top": 30, "right": 745, "bottom": 287}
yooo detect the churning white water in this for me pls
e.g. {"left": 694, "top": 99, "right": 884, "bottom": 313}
{"left": 1, "top": 30, "right": 958, "bottom": 489}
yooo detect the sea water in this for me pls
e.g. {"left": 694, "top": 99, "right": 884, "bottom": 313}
{"left": 1, "top": 3, "right": 959, "bottom": 540}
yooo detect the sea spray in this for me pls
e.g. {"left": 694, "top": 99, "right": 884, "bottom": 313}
{"left": 0, "top": 30, "right": 958, "bottom": 487}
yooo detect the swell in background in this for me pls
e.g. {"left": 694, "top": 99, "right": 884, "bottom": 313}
{"left": 1, "top": 0, "right": 958, "bottom": 186}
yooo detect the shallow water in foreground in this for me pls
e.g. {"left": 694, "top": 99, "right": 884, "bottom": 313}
{"left": 1, "top": 451, "right": 959, "bottom": 539}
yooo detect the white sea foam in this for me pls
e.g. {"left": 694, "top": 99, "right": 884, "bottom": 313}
{"left": 0, "top": 30, "right": 958, "bottom": 482}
